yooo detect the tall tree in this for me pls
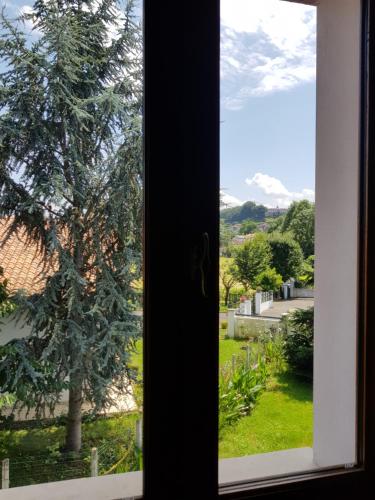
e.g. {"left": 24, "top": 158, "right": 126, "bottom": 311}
{"left": 0, "top": 0, "right": 142, "bottom": 452}
{"left": 268, "top": 233, "right": 303, "bottom": 281}
{"left": 281, "top": 200, "right": 315, "bottom": 257}
{"left": 233, "top": 234, "right": 271, "bottom": 289}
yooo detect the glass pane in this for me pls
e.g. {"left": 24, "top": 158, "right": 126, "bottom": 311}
{"left": 0, "top": 1, "right": 143, "bottom": 493}
{"left": 220, "top": 0, "right": 317, "bottom": 480}
{"left": 219, "top": 0, "right": 362, "bottom": 485}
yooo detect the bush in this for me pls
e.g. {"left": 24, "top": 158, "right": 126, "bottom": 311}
{"left": 221, "top": 321, "right": 228, "bottom": 330}
{"left": 255, "top": 267, "right": 283, "bottom": 292}
{"left": 283, "top": 308, "right": 314, "bottom": 377}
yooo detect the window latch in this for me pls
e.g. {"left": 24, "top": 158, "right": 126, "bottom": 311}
{"left": 191, "top": 232, "right": 210, "bottom": 298}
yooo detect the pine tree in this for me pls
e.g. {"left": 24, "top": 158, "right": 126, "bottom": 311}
{"left": 0, "top": 0, "right": 143, "bottom": 452}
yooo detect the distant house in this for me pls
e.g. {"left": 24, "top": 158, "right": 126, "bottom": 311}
{"left": 231, "top": 234, "right": 255, "bottom": 246}
{"left": 266, "top": 207, "right": 287, "bottom": 218}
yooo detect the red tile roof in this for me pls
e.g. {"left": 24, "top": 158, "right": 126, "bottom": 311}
{"left": 0, "top": 219, "right": 51, "bottom": 294}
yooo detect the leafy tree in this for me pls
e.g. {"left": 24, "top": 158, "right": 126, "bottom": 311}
{"left": 233, "top": 234, "right": 271, "bottom": 289}
{"left": 289, "top": 206, "right": 315, "bottom": 257}
{"left": 281, "top": 200, "right": 315, "bottom": 258}
{"left": 0, "top": 0, "right": 142, "bottom": 452}
{"left": 268, "top": 233, "right": 303, "bottom": 281}
{"left": 255, "top": 267, "right": 283, "bottom": 293}
{"left": 219, "top": 257, "right": 238, "bottom": 306}
{"left": 239, "top": 219, "right": 257, "bottom": 235}
{"left": 281, "top": 200, "right": 312, "bottom": 232}
{"left": 266, "top": 215, "right": 284, "bottom": 233}
{"left": 298, "top": 255, "right": 315, "bottom": 287}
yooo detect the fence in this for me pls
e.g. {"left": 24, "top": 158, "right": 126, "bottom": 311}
{"left": 0, "top": 419, "right": 143, "bottom": 489}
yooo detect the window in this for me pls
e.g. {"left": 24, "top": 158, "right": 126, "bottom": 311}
{"left": 144, "top": 0, "right": 374, "bottom": 498}
{"left": 1, "top": 0, "right": 374, "bottom": 498}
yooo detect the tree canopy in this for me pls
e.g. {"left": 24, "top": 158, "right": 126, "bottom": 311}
{"left": 268, "top": 233, "right": 304, "bottom": 281}
{"left": 281, "top": 200, "right": 315, "bottom": 258}
{"left": 233, "top": 234, "right": 271, "bottom": 289}
{"left": 221, "top": 201, "right": 267, "bottom": 224}
{"left": 0, "top": 0, "right": 142, "bottom": 452}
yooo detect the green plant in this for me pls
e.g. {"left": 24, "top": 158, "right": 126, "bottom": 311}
{"left": 255, "top": 267, "right": 283, "bottom": 293}
{"left": 219, "top": 357, "right": 268, "bottom": 430}
{"left": 221, "top": 321, "right": 228, "bottom": 330}
{"left": 283, "top": 308, "right": 314, "bottom": 377}
{"left": 258, "top": 329, "right": 286, "bottom": 374}
{"left": 267, "top": 232, "right": 304, "bottom": 281}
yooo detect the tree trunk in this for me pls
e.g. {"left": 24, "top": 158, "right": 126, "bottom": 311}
{"left": 65, "top": 376, "right": 83, "bottom": 453}
{"left": 224, "top": 287, "right": 230, "bottom": 306}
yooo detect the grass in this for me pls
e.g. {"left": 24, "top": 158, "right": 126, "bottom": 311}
{"left": 0, "top": 412, "right": 140, "bottom": 459}
{"left": 0, "top": 330, "right": 313, "bottom": 484}
{"left": 219, "top": 372, "right": 313, "bottom": 458}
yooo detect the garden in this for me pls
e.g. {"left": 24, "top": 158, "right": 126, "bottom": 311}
{"left": 0, "top": 309, "right": 313, "bottom": 488}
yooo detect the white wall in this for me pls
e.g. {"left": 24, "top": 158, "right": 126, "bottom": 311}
{"left": 314, "top": 0, "right": 361, "bottom": 467}
{"left": 0, "top": 314, "right": 32, "bottom": 346}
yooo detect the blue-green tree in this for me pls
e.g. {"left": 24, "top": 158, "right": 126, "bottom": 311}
{"left": 0, "top": 0, "right": 142, "bottom": 452}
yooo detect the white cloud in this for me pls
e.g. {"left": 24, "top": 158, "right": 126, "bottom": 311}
{"left": 245, "top": 172, "right": 314, "bottom": 208}
{"left": 220, "top": 190, "right": 243, "bottom": 209}
{"left": 221, "top": 0, "right": 316, "bottom": 110}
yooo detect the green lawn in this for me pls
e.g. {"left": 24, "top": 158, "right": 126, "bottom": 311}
{"left": 219, "top": 372, "right": 313, "bottom": 458}
{"left": 0, "top": 332, "right": 313, "bottom": 485}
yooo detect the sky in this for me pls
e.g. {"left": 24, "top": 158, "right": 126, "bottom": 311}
{"left": 1, "top": 1, "right": 316, "bottom": 209}
{"left": 220, "top": 0, "right": 316, "bottom": 209}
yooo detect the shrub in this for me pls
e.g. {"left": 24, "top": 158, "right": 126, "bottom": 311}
{"left": 255, "top": 267, "right": 283, "bottom": 292}
{"left": 283, "top": 307, "right": 314, "bottom": 377}
{"left": 221, "top": 321, "right": 228, "bottom": 330}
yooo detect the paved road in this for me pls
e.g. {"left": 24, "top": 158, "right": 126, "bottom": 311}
{"left": 260, "top": 298, "right": 314, "bottom": 319}
{"left": 220, "top": 298, "right": 314, "bottom": 322}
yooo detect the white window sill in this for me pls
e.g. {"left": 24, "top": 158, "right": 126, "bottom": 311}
{"left": 219, "top": 447, "right": 318, "bottom": 485}
{"left": 0, "top": 470, "right": 142, "bottom": 500}
{"left": 0, "top": 448, "right": 319, "bottom": 499}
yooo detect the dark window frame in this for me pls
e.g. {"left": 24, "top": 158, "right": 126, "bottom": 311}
{"left": 143, "top": 0, "right": 375, "bottom": 498}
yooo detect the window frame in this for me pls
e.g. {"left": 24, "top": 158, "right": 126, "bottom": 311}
{"left": 143, "top": 0, "right": 375, "bottom": 498}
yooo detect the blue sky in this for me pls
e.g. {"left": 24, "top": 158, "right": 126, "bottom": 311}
{"left": 220, "top": 0, "right": 316, "bottom": 208}
{"left": 1, "top": 1, "right": 316, "bottom": 209}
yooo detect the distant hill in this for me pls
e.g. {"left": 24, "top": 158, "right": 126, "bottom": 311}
{"left": 220, "top": 201, "right": 267, "bottom": 224}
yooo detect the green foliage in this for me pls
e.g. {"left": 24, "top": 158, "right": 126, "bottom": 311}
{"left": 268, "top": 232, "right": 303, "bottom": 281}
{"left": 266, "top": 215, "right": 285, "bottom": 233}
{"left": 220, "top": 220, "right": 234, "bottom": 248}
{"left": 258, "top": 329, "right": 286, "bottom": 374}
{"left": 219, "top": 357, "right": 268, "bottom": 430}
{"left": 219, "top": 257, "right": 239, "bottom": 306}
{"left": 239, "top": 219, "right": 257, "bottom": 235}
{"left": 283, "top": 308, "right": 314, "bottom": 376}
{"left": 221, "top": 201, "right": 267, "bottom": 224}
{"left": 255, "top": 267, "right": 283, "bottom": 292}
{"left": 281, "top": 200, "right": 315, "bottom": 258}
{"left": 298, "top": 255, "right": 315, "bottom": 287}
{"left": 0, "top": 0, "right": 143, "bottom": 448}
{"left": 233, "top": 234, "right": 271, "bottom": 289}
{"left": 0, "top": 266, "right": 15, "bottom": 317}
{"left": 219, "top": 372, "right": 313, "bottom": 457}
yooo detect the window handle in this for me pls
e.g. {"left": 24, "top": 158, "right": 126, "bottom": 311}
{"left": 192, "top": 232, "right": 210, "bottom": 298}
